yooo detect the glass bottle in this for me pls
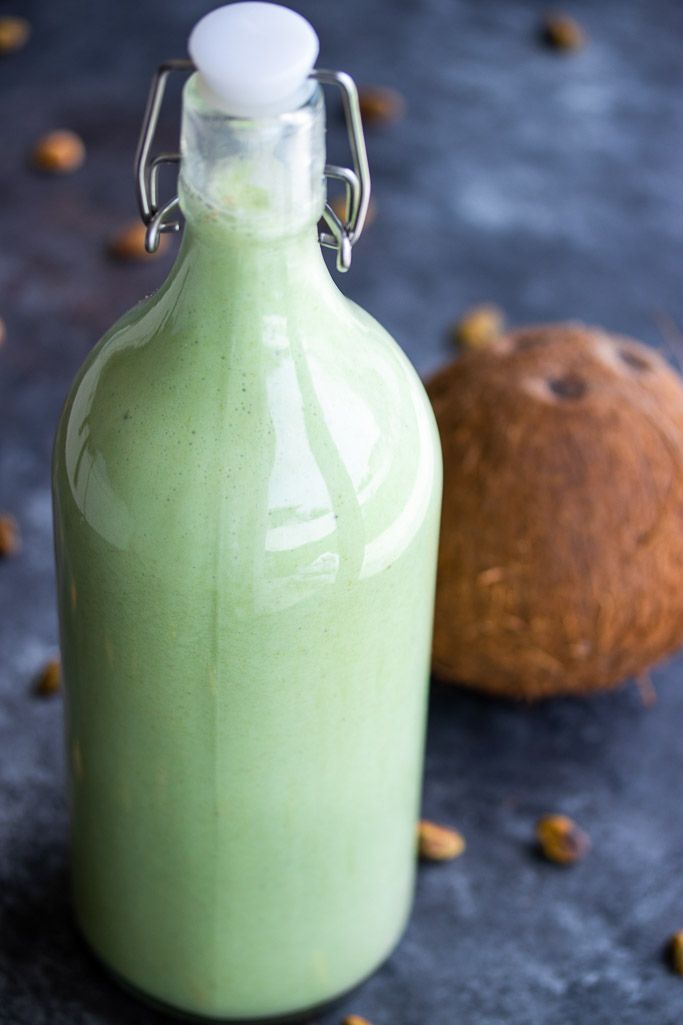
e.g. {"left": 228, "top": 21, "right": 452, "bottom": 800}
{"left": 52, "top": 4, "right": 442, "bottom": 1020}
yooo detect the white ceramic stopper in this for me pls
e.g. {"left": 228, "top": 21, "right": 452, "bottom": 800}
{"left": 188, "top": 2, "right": 319, "bottom": 118}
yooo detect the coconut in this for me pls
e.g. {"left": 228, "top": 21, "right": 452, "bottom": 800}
{"left": 427, "top": 322, "right": 683, "bottom": 699}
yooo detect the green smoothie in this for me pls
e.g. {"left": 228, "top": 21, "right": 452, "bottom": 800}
{"left": 52, "top": 74, "right": 442, "bottom": 1021}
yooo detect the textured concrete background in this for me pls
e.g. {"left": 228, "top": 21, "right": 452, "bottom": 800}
{"left": 2, "top": 0, "right": 683, "bottom": 1023}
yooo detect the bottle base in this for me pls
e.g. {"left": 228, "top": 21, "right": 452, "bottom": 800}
{"left": 83, "top": 926, "right": 395, "bottom": 1024}
{"left": 110, "top": 969, "right": 359, "bottom": 1024}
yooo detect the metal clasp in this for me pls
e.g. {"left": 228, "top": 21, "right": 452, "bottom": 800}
{"left": 310, "top": 69, "right": 371, "bottom": 272}
{"left": 134, "top": 62, "right": 371, "bottom": 272}
{"left": 134, "top": 59, "right": 193, "bottom": 254}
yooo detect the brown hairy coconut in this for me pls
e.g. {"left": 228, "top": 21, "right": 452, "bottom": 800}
{"left": 427, "top": 322, "right": 683, "bottom": 699}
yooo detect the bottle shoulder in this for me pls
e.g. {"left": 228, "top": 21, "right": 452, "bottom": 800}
{"left": 56, "top": 282, "right": 436, "bottom": 454}
{"left": 53, "top": 282, "right": 441, "bottom": 592}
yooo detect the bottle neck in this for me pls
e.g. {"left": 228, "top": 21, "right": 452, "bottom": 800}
{"left": 171, "top": 216, "right": 331, "bottom": 304}
{"left": 178, "top": 73, "right": 326, "bottom": 244}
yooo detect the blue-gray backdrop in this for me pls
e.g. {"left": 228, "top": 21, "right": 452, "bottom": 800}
{"left": 1, "top": 1, "right": 683, "bottom": 1023}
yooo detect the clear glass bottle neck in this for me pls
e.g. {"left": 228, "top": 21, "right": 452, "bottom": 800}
{"left": 178, "top": 74, "right": 326, "bottom": 243}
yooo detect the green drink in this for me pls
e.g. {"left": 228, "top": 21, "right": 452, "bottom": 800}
{"left": 52, "top": 5, "right": 442, "bottom": 1019}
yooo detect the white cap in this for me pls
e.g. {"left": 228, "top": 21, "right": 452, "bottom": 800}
{"left": 188, "top": 2, "right": 319, "bottom": 118}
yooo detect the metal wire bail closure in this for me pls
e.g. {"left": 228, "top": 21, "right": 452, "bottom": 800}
{"left": 135, "top": 59, "right": 193, "bottom": 253}
{"left": 134, "top": 62, "right": 371, "bottom": 271}
{"left": 310, "top": 69, "right": 371, "bottom": 272}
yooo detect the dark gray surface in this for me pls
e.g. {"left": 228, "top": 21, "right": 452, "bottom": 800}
{"left": 2, "top": 0, "right": 683, "bottom": 1022}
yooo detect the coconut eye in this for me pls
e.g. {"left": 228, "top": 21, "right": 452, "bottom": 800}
{"left": 548, "top": 375, "right": 587, "bottom": 400}
{"left": 619, "top": 348, "right": 652, "bottom": 372}
{"left": 514, "top": 334, "right": 544, "bottom": 351}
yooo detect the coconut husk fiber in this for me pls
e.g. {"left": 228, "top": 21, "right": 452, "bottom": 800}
{"left": 428, "top": 322, "right": 683, "bottom": 699}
